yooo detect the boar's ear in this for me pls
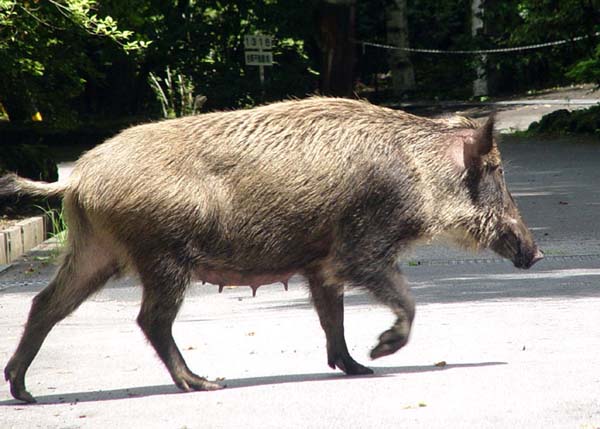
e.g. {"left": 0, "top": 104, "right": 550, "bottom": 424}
{"left": 463, "top": 114, "right": 495, "bottom": 168}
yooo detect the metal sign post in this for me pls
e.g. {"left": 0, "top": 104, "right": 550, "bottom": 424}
{"left": 244, "top": 34, "right": 273, "bottom": 89}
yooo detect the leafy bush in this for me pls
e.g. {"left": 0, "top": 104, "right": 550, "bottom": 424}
{"left": 528, "top": 105, "right": 600, "bottom": 135}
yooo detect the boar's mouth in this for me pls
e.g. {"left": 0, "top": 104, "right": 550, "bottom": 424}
{"left": 490, "top": 233, "right": 544, "bottom": 269}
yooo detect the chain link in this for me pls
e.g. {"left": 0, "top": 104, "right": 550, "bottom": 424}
{"left": 358, "top": 31, "right": 600, "bottom": 55}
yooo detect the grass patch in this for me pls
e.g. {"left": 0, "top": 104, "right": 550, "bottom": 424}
{"left": 36, "top": 205, "right": 68, "bottom": 256}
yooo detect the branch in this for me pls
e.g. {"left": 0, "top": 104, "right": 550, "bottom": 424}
{"left": 16, "top": 3, "right": 67, "bottom": 31}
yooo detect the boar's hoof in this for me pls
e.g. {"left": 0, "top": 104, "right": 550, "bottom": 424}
{"left": 176, "top": 374, "right": 224, "bottom": 392}
{"left": 369, "top": 328, "right": 409, "bottom": 360}
{"left": 328, "top": 348, "right": 373, "bottom": 375}
{"left": 17, "top": 391, "right": 36, "bottom": 404}
{"left": 10, "top": 386, "right": 37, "bottom": 404}
{"left": 333, "top": 357, "right": 374, "bottom": 376}
{"left": 5, "top": 365, "right": 36, "bottom": 404}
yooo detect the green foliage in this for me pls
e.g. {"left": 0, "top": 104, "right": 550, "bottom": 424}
{"left": 0, "top": 0, "right": 317, "bottom": 124}
{"left": 358, "top": 0, "right": 600, "bottom": 98}
{"left": 528, "top": 105, "right": 600, "bottom": 136}
{"left": 148, "top": 67, "right": 196, "bottom": 118}
{"left": 139, "top": 0, "right": 317, "bottom": 109}
{"left": 36, "top": 204, "right": 68, "bottom": 252}
{"left": 2, "top": 0, "right": 600, "bottom": 126}
{"left": 481, "top": 0, "right": 600, "bottom": 94}
{"left": 48, "top": 0, "right": 149, "bottom": 51}
{"left": 408, "top": 0, "right": 474, "bottom": 98}
{"left": 0, "top": 0, "right": 148, "bottom": 124}
{"left": 567, "top": 45, "right": 600, "bottom": 85}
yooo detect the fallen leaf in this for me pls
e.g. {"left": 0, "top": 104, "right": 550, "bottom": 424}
{"left": 402, "top": 402, "right": 428, "bottom": 410}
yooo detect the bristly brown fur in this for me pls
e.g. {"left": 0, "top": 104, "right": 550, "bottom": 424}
{"left": 3, "top": 96, "right": 539, "bottom": 403}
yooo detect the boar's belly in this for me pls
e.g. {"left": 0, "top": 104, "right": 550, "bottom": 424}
{"left": 194, "top": 267, "right": 296, "bottom": 287}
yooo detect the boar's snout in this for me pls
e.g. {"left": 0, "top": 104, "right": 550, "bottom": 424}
{"left": 530, "top": 247, "right": 545, "bottom": 267}
{"left": 513, "top": 245, "right": 544, "bottom": 269}
{"left": 490, "top": 218, "right": 544, "bottom": 269}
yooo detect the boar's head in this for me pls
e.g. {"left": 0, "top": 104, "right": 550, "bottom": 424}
{"left": 445, "top": 115, "right": 543, "bottom": 269}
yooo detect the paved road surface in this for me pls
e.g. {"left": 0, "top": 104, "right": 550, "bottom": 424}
{"left": 1, "top": 131, "right": 599, "bottom": 427}
{"left": 402, "top": 83, "right": 600, "bottom": 133}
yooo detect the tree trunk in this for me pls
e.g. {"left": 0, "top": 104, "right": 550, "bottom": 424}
{"left": 316, "top": 0, "right": 356, "bottom": 97}
{"left": 385, "top": 0, "right": 415, "bottom": 96}
{"left": 472, "top": 0, "right": 488, "bottom": 96}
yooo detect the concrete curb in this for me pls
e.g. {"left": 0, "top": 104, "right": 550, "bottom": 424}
{"left": 0, "top": 216, "right": 46, "bottom": 268}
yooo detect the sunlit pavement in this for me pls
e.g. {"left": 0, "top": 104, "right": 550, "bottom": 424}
{"left": 0, "top": 137, "right": 599, "bottom": 428}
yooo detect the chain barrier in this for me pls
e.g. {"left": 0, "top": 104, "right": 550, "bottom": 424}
{"left": 358, "top": 31, "right": 600, "bottom": 55}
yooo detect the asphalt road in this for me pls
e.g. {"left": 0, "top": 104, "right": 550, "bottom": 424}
{"left": 1, "top": 136, "right": 599, "bottom": 428}
{"left": 404, "top": 83, "right": 600, "bottom": 133}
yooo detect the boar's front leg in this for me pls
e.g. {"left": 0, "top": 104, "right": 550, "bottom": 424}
{"left": 306, "top": 271, "right": 373, "bottom": 375}
{"left": 364, "top": 268, "right": 415, "bottom": 360}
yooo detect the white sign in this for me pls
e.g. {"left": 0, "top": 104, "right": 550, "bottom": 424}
{"left": 244, "top": 35, "right": 273, "bottom": 50}
{"left": 245, "top": 51, "right": 273, "bottom": 66}
{"left": 244, "top": 34, "right": 273, "bottom": 87}
{"left": 244, "top": 34, "right": 273, "bottom": 67}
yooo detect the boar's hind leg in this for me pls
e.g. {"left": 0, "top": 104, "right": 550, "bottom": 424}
{"left": 4, "top": 245, "right": 118, "bottom": 403}
{"left": 366, "top": 269, "right": 415, "bottom": 360}
{"left": 136, "top": 262, "right": 222, "bottom": 392}
{"left": 307, "top": 271, "right": 373, "bottom": 375}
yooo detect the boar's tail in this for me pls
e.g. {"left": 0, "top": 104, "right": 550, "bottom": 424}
{"left": 0, "top": 173, "right": 67, "bottom": 200}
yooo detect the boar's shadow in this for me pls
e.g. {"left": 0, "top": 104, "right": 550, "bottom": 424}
{"left": 0, "top": 361, "right": 505, "bottom": 405}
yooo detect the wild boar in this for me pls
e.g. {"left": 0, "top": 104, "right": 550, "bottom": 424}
{"left": 1, "top": 97, "right": 543, "bottom": 403}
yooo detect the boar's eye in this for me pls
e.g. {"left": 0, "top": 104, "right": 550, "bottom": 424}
{"left": 486, "top": 164, "right": 503, "bottom": 176}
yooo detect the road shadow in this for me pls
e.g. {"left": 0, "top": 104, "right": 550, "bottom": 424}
{"left": 0, "top": 361, "right": 505, "bottom": 406}
{"left": 253, "top": 257, "right": 600, "bottom": 312}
